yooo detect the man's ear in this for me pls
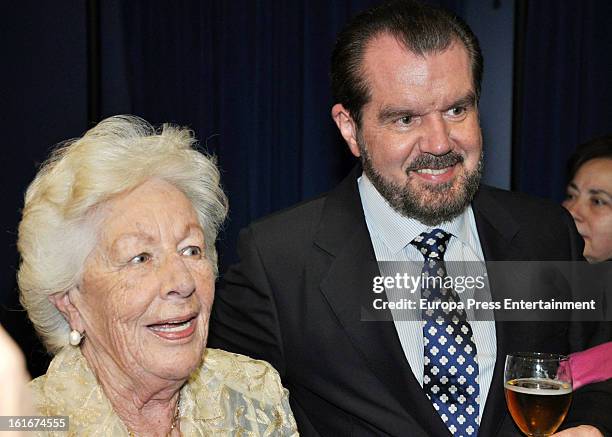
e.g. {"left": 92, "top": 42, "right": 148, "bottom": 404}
{"left": 331, "top": 103, "right": 361, "bottom": 158}
{"left": 49, "top": 289, "right": 85, "bottom": 333}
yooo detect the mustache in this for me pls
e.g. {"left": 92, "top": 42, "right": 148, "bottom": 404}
{"left": 405, "top": 152, "right": 464, "bottom": 172}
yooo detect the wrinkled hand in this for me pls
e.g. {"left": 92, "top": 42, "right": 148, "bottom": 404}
{"left": 551, "top": 425, "right": 603, "bottom": 436}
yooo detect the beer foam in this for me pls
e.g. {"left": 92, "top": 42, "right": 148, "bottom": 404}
{"left": 505, "top": 378, "right": 572, "bottom": 395}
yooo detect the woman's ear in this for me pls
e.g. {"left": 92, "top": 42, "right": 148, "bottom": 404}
{"left": 49, "top": 288, "right": 85, "bottom": 333}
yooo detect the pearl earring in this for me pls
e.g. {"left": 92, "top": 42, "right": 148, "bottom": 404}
{"left": 69, "top": 329, "right": 83, "bottom": 346}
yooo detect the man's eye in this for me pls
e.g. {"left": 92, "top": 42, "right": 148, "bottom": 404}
{"left": 181, "top": 246, "right": 202, "bottom": 257}
{"left": 129, "top": 253, "right": 151, "bottom": 264}
{"left": 591, "top": 197, "right": 607, "bottom": 207}
{"left": 447, "top": 106, "right": 466, "bottom": 117}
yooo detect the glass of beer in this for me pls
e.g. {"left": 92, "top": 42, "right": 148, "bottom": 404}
{"left": 504, "top": 353, "right": 572, "bottom": 436}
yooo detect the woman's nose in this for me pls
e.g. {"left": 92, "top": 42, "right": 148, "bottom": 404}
{"left": 160, "top": 255, "right": 196, "bottom": 299}
{"left": 564, "top": 198, "right": 583, "bottom": 223}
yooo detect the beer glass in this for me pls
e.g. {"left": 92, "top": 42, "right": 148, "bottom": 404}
{"left": 504, "top": 353, "right": 572, "bottom": 436}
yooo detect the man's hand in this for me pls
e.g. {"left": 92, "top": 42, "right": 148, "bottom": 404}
{"left": 552, "top": 425, "right": 604, "bottom": 436}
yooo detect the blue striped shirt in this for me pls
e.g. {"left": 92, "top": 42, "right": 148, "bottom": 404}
{"left": 358, "top": 174, "right": 497, "bottom": 422}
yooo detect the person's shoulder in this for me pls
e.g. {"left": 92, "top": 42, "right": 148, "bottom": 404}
{"left": 473, "top": 185, "right": 581, "bottom": 259}
{"left": 475, "top": 184, "right": 571, "bottom": 221}
{"left": 27, "top": 373, "right": 45, "bottom": 406}
{"left": 240, "top": 167, "right": 361, "bottom": 251}
{"left": 26, "top": 346, "right": 81, "bottom": 410}
{"left": 200, "top": 348, "right": 287, "bottom": 404}
{"left": 250, "top": 192, "right": 328, "bottom": 235}
{"left": 26, "top": 347, "right": 114, "bottom": 430}
{"left": 238, "top": 192, "right": 330, "bottom": 257}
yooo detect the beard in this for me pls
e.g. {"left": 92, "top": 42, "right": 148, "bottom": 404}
{"left": 358, "top": 133, "right": 483, "bottom": 226}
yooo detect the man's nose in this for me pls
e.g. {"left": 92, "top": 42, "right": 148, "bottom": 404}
{"left": 160, "top": 254, "right": 196, "bottom": 299}
{"left": 418, "top": 115, "right": 452, "bottom": 156}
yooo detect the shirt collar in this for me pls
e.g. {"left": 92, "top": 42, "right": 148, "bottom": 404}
{"left": 358, "top": 174, "right": 474, "bottom": 254}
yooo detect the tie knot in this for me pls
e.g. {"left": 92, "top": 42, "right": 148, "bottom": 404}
{"left": 410, "top": 228, "right": 452, "bottom": 260}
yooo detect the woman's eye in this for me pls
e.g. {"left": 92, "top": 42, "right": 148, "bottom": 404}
{"left": 129, "top": 253, "right": 151, "bottom": 264}
{"left": 398, "top": 115, "right": 413, "bottom": 126}
{"left": 181, "top": 246, "right": 202, "bottom": 257}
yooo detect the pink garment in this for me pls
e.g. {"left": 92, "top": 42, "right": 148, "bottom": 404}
{"left": 569, "top": 341, "right": 612, "bottom": 390}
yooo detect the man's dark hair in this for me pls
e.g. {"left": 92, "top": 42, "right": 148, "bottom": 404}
{"left": 331, "top": 0, "right": 483, "bottom": 126}
{"left": 567, "top": 135, "right": 612, "bottom": 181}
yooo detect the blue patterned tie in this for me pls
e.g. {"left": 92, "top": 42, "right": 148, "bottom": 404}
{"left": 411, "top": 229, "right": 480, "bottom": 437}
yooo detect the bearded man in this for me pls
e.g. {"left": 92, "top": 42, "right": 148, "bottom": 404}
{"left": 209, "top": 1, "right": 612, "bottom": 436}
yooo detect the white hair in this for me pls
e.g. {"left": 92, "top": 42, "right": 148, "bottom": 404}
{"left": 18, "top": 115, "right": 228, "bottom": 355}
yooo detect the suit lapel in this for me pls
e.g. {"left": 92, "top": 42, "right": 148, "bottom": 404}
{"left": 313, "top": 167, "right": 450, "bottom": 436}
{"left": 311, "top": 175, "right": 530, "bottom": 436}
{"left": 471, "top": 186, "right": 520, "bottom": 262}
{"left": 472, "top": 187, "right": 524, "bottom": 436}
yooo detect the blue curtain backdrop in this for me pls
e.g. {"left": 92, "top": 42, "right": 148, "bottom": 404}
{"left": 1, "top": 1, "right": 89, "bottom": 378}
{"left": 100, "top": 0, "right": 463, "bottom": 272}
{"left": 515, "top": 0, "right": 612, "bottom": 201}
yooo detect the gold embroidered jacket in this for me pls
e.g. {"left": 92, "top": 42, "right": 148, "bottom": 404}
{"left": 29, "top": 346, "right": 299, "bottom": 436}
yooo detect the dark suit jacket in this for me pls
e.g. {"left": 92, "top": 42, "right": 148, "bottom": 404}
{"left": 209, "top": 166, "right": 612, "bottom": 436}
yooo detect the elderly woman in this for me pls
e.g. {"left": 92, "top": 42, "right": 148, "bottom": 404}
{"left": 562, "top": 135, "right": 612, "bottom": 263}
{"left": 18, "top": 116, "right": 298, "bottom": 436}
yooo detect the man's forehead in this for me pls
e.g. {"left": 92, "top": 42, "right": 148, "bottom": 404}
{"left": 360, "top": 33, "right": 474, "bottom": 104}
{"left": 362, "top": 32, "right": 469, "bottom": 72}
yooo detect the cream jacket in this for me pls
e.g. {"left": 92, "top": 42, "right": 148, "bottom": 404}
{"left": 29, "top": 346, "right": 298, "bottom": 436}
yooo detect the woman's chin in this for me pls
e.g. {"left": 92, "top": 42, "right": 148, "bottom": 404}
{"left": 139, "top": 326, "right": 206, "bottom": 381}
{"left": 144, "top": 345, "right": 204, "bottom": 381}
